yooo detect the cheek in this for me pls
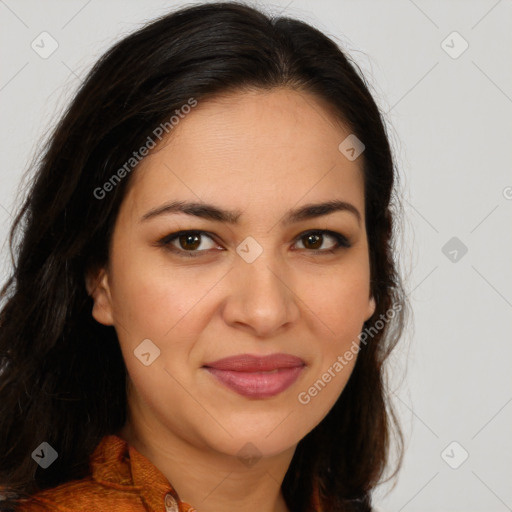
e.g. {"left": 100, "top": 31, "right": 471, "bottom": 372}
{"left": 299, "top": 261, "right": 371, "bottom": 337}
{"left": 109, "top": 254, "right": 217, "bottom": 338}
{"left": 296, "top": 261, "right": 369, "bottom": 398}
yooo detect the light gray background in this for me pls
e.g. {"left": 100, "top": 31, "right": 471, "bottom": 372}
{"left": 1, "top": 1, "right": 511, "bottom": 510}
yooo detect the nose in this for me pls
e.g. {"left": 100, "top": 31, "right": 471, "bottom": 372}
{"left": 221, "top": 249, "right": 300, "bottom": 338}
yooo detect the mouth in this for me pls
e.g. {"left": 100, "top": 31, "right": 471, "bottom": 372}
{"left": 202, "top": 353, "right": 305, "bottom": 399}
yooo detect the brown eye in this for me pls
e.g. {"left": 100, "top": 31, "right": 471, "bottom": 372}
{"left": 178, "top": 233, "right": 202, "bottom": 251}
{"left": 295, "top": 230, "right": 350, "bottom": 252}
{"left": 159, "top": 230, "right": 219, "bottom": 257}
{"left": 302, "top": 232, "right": 323, "bottom": 250}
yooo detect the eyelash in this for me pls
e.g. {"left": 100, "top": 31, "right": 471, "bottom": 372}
{"left": 157, "top": 229, "right": 351, "bottom": 258}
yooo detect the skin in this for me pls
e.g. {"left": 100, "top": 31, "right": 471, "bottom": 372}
{"left": 86, "top": 88, "right": 375, "bottom": 512}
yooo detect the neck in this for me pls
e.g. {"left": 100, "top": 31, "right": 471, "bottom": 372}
{"left": 118, "top": 415, "right": 294, "bottom": 512}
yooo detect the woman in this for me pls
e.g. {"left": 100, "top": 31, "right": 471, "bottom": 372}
{"left": 0, "top": 2, "right": 407, "bottom": 511}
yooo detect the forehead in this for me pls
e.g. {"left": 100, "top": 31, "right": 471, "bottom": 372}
{"left": 123, "top": 88, "right": 365, "bottom": 223}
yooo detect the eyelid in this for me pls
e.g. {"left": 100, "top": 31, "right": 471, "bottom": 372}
{"left": 157, "top": 229, "right": 351, "bottom": 257}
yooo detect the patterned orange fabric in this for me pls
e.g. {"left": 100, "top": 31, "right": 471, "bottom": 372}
{"left": 17, "top": 434, "right": 322, "bottom": 511}
{"left": 18, "top": 435, "right": 196, "bottom": 511}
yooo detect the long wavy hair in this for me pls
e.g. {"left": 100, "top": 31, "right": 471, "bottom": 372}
{"left": 0, "top": 2, "right": 407, "bottom": 511}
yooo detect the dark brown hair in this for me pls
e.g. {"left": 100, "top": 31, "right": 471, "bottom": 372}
{"left": 0, "top": 2, "right": 407, "bottom": 511}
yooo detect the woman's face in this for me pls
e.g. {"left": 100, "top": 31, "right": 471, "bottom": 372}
{"left": 88, "top": 88, "right": 375, "bottom": 458}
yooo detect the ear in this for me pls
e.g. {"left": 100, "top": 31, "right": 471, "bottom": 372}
{"left": 365, "top": 295, "right": 376, "bottom": 322}
{"left": 85, "top": 267, "right": 114, "bottom": 326}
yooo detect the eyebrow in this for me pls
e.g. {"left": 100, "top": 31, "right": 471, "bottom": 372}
{"left": 140, "top": 199, "right": 361, "bottom": 226}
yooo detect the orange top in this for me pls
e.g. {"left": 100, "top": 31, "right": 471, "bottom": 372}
{"left": 17, "top": 434, "right": 322, "bottom": 512}
{"left": 18, "top": 435, "right": 196, "bottom": 512}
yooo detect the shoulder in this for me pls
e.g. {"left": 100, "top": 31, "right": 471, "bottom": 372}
{"left": 14, "top": 476, "right": 143, "bottom": 512}
{"left": 14, "top": 435, "right": 144, "bottom": 512}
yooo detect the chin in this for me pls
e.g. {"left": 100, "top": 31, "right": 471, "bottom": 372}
{"left": 195, "top": 418, "right": 307, "bottom": 460}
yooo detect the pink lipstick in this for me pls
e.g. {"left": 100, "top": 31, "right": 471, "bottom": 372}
{"left": 203, "top": 353, "right": 305, "bottom": 399}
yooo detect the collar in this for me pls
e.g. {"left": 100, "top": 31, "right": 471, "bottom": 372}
{"left": 90, "top": 434, "right": 196, "bottom": 511}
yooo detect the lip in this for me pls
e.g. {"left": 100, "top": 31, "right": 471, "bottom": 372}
{"left": 203, "top": 353, "right": 305, "bottom": 399}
